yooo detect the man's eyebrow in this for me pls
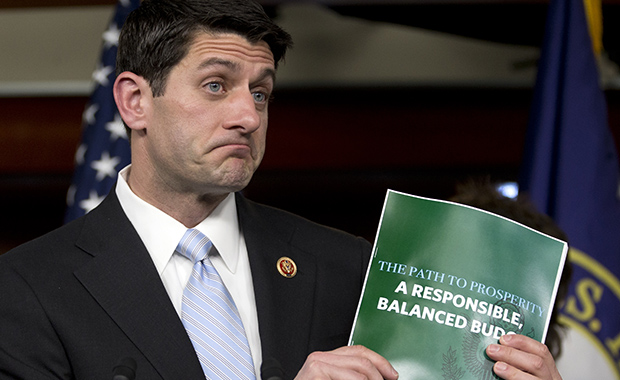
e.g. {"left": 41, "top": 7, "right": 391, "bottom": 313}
{"left": 198, "top": 57, "right": 277, "bottom": 85}
{"left": 197, "top": 57, "right": 240, "bottom": 71}
{"left": 255, "top": 67, "right": 277, "bottom": 86}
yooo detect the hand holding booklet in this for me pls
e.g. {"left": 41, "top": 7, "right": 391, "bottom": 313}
{"left": 349, "top": 190, "right": 568, "bottom": 380}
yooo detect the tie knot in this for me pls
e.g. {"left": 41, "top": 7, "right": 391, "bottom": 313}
{"left": 176, "top": 229, "right": 213, "bottom": 264}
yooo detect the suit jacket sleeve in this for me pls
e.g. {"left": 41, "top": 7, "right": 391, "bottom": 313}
{"left": 237, "top": 193, "right": 372, "bottom": 378}
{"left": 0, "top": 260, "right": 70, "bottom": 379}
{"left": 0, "top": 193, "right": 204, "bottom": 380}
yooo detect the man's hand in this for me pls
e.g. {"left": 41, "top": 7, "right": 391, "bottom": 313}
{"left": 295, "top": 345, "right": 399, "bottom": 380}
{"left": 486, "top": 334, "right": 563, "bottom": 380}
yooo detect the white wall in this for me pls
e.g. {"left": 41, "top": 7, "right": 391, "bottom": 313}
{"left": 0, "top": 3, "right": 542, "bottom": 96}
{"left": 274, "top": 3, "right": 539, "bottom": 88}
{"left": 0, "top": 6, "right": 114, "bottom": 95}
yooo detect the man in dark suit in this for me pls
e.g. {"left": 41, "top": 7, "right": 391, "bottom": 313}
{"left": 0, "top": 1, "right": 564, "bottom": 379}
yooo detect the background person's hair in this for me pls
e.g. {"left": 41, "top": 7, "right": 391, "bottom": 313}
{"left": 116, "top": 0, "right": 293, "bottom": 97}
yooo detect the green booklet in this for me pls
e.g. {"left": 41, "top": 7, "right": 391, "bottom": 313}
{"left": 349, "top": 190, "right": 568, "bottom": 380}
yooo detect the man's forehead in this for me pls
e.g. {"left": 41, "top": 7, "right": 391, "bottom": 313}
{"left": 187, "top": 31, "right": 275, "bottom": 67}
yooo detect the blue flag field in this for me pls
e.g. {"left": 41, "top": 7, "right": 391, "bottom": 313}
{"left": 519, "top": 0, "right": 620, "bottom": 378}
{"left": 65, "top": 0, "right": 139, "bottom": 222}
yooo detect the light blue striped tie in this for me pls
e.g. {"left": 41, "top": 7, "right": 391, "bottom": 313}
{"left": 177, "top": 229, "right": 255, "bottom": 380}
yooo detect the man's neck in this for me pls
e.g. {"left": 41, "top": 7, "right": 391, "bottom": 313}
{"left": 125, "top": 167, "right": 228, "bottom": 228}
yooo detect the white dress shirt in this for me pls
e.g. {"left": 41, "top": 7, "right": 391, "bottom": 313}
{"left": 115, "top": 165, "right": 262, "bottom": 376}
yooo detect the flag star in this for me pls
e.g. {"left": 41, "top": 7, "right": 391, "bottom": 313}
{"left": 92, "top": 64, "right": 115, "bottom": 87}
{"left": 82, "top": 104, "right": 99, "bottom": 125}
{"left": 102, "top": 23, "right": 121, "bottom": 48}
{"left": 106, "top": 114, "right": 128, "bottom": 141}
{"left": 75, "top": 144, "right": 87, "bottom": 165}
{"left": 91, "top": 151, "right": 121, "bottom": 181}
{"left": 79, "top": 190, "right": 105, "bottom": 214}
{"left": 66, "top": 185, "right": 76, "bottom": 207}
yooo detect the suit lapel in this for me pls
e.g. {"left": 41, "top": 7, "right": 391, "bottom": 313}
{"left": 237, "top": 194, "right": 317, "bottom": 378}
{"left": 72, "top": 193, "right": 205, "bottom": 380}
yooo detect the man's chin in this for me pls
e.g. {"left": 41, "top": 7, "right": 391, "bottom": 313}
{"left": 202, "top": 159, "right": 260, "bottom": 192}
{"left": 217, "top": 170, "right": 255, "bottom": 193}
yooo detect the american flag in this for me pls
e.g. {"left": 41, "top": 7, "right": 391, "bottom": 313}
{"left": 65, "top": 0, "right": 140, "bottom": 223}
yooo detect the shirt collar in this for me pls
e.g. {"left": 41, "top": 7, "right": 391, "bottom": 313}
{"left": 115, "top": 165, "right": 241, "bottom": 275}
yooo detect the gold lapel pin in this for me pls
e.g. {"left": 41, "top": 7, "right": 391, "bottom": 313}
{"left": 276, "top": 257, "right": 297, "bottom": 278}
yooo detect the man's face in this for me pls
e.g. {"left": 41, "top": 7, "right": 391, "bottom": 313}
{"left": 140, "top": 32, "right": 276, "bottom": 198}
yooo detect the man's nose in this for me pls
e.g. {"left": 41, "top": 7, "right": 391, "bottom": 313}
{"left": 223, "top": 90, "right": 262, "bottom": 133}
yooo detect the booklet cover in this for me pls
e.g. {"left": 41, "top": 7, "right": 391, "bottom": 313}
{"left": 349, "top": 190, "right": 568, "bottom": 380}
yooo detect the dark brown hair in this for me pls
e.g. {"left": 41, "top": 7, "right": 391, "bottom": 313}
{"left": 117, "top": 0, "right": 292, "bottom": 97}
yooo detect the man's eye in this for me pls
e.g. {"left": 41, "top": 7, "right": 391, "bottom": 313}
{"left": 207, "top": 82, "right": 222, "bottom": 92}
{"left": 253, "top": 92, "right": 267, "bottom": 103}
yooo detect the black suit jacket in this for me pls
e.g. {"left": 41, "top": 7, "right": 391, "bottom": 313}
{"left": 0, "top": 192, "right": 371, "bottom": 379}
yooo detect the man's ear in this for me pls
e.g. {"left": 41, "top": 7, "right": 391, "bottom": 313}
{"left": 113, "top": 72, "right": 151, "bottom": 132}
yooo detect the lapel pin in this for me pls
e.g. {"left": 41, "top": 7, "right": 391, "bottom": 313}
{"left": 276, "top": 257, "right": 297, "bottom": 278}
